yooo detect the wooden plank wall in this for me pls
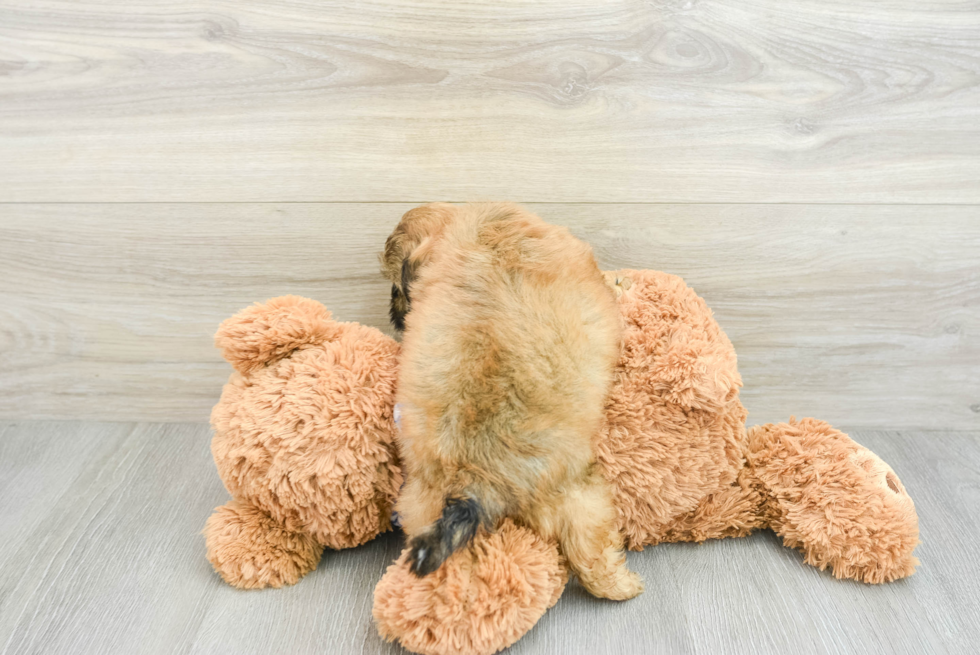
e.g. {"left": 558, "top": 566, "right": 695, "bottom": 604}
{"left": 2, "top": 0, "right": 979, "bottom": 203}
{"left": 2, "top": 204, "right": 977, "bottom": 428}
{"left": 1, "top": 1, "right": 978, "bottom": 428}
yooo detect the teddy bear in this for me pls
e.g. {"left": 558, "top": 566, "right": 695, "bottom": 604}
{"left": 204, "top": 270, "right": 920, "bottom": 655}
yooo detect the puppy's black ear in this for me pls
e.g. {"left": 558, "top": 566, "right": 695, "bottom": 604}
{"left": 389, "top": 259, "right": 416, "bottom": 332}
{"left": 400, "top": 259, "right": 415, "bottom": 302}
{"left": 389, "top": 283, "right": 409, "bottom": 331}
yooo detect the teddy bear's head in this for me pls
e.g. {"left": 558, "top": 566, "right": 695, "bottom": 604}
{"left": 210, "top": 296, "right": 403, "bottom": 550}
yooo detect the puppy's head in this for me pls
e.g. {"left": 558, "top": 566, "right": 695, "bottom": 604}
{"left": 380, "top": 203, "right": 458, "bottom": 331}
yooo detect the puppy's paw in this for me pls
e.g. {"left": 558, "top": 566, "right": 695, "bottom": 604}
{"left": 582, "top": 567, "right": 645, "bottom": 601}
{"left": 604, "top": 569, "right": 644, "bottom": 601}
{"left": 406, "top": 531, "right": 444, "bottom": 577}
{"left": 602, "top": 272, "right": 633, "bottom": 299}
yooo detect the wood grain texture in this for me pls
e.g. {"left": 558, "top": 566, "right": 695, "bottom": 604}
{"left": 0, "top": 421, "right": 978, "bottom": 655}
{"left": 1, "top": 203, "right": 978, "bottom": 428}
{"left": 1, "top": 0, "right": 979, "bottom": 202}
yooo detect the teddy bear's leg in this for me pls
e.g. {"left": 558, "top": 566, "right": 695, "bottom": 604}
{"left": 204, "top": 499, "right": 322, "bottom": 589}
{"left": 373, "top": 520, "right": 567, "bottom": 655}
{"left": 746, "top": 418, "right": 920, "bottom": 583}
{"left": 657, "top": 466, "right": 772, "bottom": 544}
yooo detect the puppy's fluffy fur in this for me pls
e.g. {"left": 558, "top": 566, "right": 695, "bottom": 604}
{"left": 381, "top": 202, "right": 643, "bottom": 600}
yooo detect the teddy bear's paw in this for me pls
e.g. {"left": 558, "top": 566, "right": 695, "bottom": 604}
{"left": 373, "top": 520, "right": 567, "bottom": 655}
{"left": 204, "top": 500, "right": 322, "bottom": 589}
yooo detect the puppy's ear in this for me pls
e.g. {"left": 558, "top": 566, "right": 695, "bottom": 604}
{"left": 400, "top": 258, "right": 416, "bottom": 303}
{"left": 390, "top": 257, "right": 417, "bottom": 331}
{"left": 389, "top": 282, "right": 410, "bottom": 331}
{"left": 380, "top": 203, "right": 457, "bottom": 330}
{"left": 387, "top": 243, "right": 427, "bottom": 331}
{"left": 380, "top": 231, "right": 407, "bottom": 288}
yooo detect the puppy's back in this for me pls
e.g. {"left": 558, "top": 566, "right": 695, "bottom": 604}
{"left": 398, "top": 204, "right": 621, "bottom": 529}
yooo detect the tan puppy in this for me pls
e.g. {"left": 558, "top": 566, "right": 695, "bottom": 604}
{"left": 380, "top": 202, "right": 643, "bottom": 600}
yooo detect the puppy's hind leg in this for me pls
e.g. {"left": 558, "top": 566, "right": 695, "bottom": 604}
{"left": 557, "top": 472, "right": 644, "bottom": 600}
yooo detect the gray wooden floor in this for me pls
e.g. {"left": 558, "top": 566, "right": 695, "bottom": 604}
{"left": 1, "top": 421, "right": 977, "bottom": 655}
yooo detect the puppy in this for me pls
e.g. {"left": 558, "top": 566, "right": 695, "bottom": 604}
{"left": 380, "top": 202, "right": 643, "bottom": 600}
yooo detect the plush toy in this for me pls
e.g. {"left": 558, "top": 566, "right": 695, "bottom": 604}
{"left": 204, "top": 270, "right": 920, "bottom": 655}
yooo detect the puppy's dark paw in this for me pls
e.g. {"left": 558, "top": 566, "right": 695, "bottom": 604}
{"left": 407, "top": 532, "right": 443, "bottom": 577}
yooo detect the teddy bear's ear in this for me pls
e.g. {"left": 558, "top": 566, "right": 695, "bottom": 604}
{"left": 215, "top": 295, "right": 339, "bottom": 375}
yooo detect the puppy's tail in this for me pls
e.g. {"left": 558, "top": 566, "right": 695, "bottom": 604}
{"left": 407, "top": 496, "right": 486, "bottom": 576}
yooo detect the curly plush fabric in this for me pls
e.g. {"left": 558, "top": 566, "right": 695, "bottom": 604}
{"left": 373, "top": 520, "right": 567, "bottom": 655}
{"left": 747, "top": 418, "right": 920, "bottom": 583}
{"left": 204, "top": 500, "right": 322, "bottom": 589}
{"left": 206, "top": 296, "right": 402, "bottom": 588}
{"left": 596, "top": 270, "right": 748, "bottom": 549}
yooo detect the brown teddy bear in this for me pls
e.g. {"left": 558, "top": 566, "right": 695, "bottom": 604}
{"left": 204, "top": 270, "right": 920, "bottom": 655}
